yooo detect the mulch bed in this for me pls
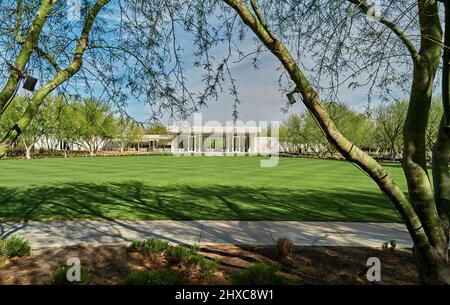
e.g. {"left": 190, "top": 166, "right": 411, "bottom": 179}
{"left": 0, "top": 245, "right": 421, "bottom": 285}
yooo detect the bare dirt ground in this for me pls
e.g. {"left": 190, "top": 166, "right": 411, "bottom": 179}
{"left": 0, "top": 245, "right": 421, "bottom": 285}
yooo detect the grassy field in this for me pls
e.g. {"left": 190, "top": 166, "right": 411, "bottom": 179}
{"left": 0, "top": 156, "right": 407, "bottom": 222}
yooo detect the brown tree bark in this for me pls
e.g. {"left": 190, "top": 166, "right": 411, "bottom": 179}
{"left": 223, "top": 0, "right": 450, "bottom": 283}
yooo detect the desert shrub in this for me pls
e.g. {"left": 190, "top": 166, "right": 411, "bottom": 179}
{"left": 50, "top": 266, "right": 90, "bottom": 285}
{"left": 231, "top": 263, "right": 289, "bottom": 285}
{"left": 0, "top": 236, "right": 31, "bottom": 258}
{"left": 124, "top": 270, "right": 186, "bottom": 285}
{"left": 166, "top": 244, "right": 200, "bottom": 264}
{"left": 128, "top": 238, "right": 170, "bottom": 256}
{"left": 276, "top": 238, "right": 293, "bottom": 259}
{"left": 382, "top": 240, "right": 397, "bottom": 252}
{"left": 194, "top": 255, "right": 219, "bottom": 279}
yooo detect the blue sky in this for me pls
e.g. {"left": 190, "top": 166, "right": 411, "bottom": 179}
{"left": 124, "top": 50, "right": 395, "bottom": 125}
{"left": 89, "top": 2, "right": 405, "bottom": 126}
{"left": 120, "top": 37, "right": 398, "bottom": 126}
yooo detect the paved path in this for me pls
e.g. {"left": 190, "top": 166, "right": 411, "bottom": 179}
{"left": 0, "top": 220, "right": 414, "bottom": 249}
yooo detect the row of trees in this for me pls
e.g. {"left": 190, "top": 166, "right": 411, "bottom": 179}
{"left": 280, "top": 99, "right": 443, "bottom": 160}
{"left": 0, "top": 95, "right": 147, "bottom": 158}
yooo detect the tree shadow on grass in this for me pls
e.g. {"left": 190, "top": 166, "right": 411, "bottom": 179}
{"left": 0, "top": 180, "right": 401, "bottom": 223}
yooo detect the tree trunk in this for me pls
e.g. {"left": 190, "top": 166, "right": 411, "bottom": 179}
{"left": 414, "top": 245, "right": 450, "bottom": 285}
{"left": 223, "top": 0, "right": 448, "bottom": 284}
{"left": 0, "top": 1, "right": 55, "bottom": 114}
{"left": 25, "top": 146, "right": 31, "bottom": 160}
{"left": 0, "top": 0, "right": 111, "bottom": 158}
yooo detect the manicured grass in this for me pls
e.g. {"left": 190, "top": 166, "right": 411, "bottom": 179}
{"left": 0, "top": 156, "right": 406, "bottom": 222}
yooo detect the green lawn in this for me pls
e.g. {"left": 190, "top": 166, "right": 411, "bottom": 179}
{"left": 0, "top": 156, "right": 407, "bottom": 222}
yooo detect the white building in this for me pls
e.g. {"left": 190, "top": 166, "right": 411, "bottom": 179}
{"left": 131, "top": 126, "right": 278, "bottom": 155}
{"left": 33, "top": 126, "right": 279, "bottom": 156}
{"left": 167, "top": 125, "right": 277, "bottom": 155}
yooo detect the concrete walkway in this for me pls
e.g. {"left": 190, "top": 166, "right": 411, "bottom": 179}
{"left": 0, "top": 220, "right": 414, "bottom": 249}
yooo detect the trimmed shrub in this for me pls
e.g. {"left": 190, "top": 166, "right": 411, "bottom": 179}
{"left": 128, "top": 237, "right": 170, "bottom": 256}
{"left": 124, "top": 270, "right": 186, "bottom": 285}
{"left": 0, "top": 236, "right": 31, "bottom": 258}
{"left": 231, "top": 263, "right": 289, "bottom": 285}
{"left": 50, "top": 266, "right": 90, "bottom": 285}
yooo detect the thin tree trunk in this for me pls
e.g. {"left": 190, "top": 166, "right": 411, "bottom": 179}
{"left": 223, "top": 0, "right": 447, "bottom": 283}
{"left": 0, "top": 0, "right": 56, "bottom": 114}
{"left": 89, "top": 143, "right": 95, "bottom": 157}
{"left": 25, "top": 147, "right": 31, "bottom": 160}
{"left": 0, "top": 0, "right": 111, "bottom": 158}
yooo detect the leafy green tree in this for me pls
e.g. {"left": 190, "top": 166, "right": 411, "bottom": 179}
{"left": 145, "top": 122, "right": 168, "bottom": 135}
{"left": 49, "top": 95, "right": 80, "bottom": 158}
{"left": 280, "top": 104, "right": 372, "bottom": 157}
{"left": 301, "top": 102, "right": 373, "bottom": 156}
{"left": 36, "top": 95, "right": 65, "bottom": 155}
{"left": 1, "top": 95, "right": 45, "bottom": 159}
{"left": 372, "top": 100, "right": 408, "bottom": 160}
{"left": 70, "top": 99, "right": 116, "bottom": 157}
{"left": 114, "top": 116, "right": 145, "bottom": 153}
{"left": 371, "top": 98, "right": 442, "bottom": 160}
{"left": 279, "top": 114, "right": 304, "bottom": 154}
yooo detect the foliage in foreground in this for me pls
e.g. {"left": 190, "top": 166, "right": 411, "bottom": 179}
{"left": 166, "top": 244, "right": 201, "bottom": 264}
{"left": 166, "top": 244, "right": 218, "bottom": 278}
{"left": 231, "top": 263, "right": 291, "bottom": 285}
{"left": 0, "top": 236, "right": 31, "bottom": 264}
{"left": 124, "top": 269, "right": 186, "bottom": 285}
{"left": 194, "top": 255, "right": 219, "bottom": 280}
{"left": 128, "top": 237, "right": 170, "bottom": 256}
{"left": 128, "top": 239, "right": 219, "bottom": 280}
{"left": 49, "top": 266, "right": 91, "bottom": 285}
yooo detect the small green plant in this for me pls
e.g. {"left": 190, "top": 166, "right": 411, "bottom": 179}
{"left": 0, "top": 255, "right": 8, "bottom": 266}
{"left": 124, "top": 270, "right": 186, "bottom": 285}
{"left": 0, "top": 236, "right": 31, "bottom": 258}
{"left": 50, "top": 266, "right": 90, "bottom": 285}
{"left": 128, "top": 237, "right": 170, "bottom": 256}
{"left": 166, "top": 244, "right": 200, "bottom": 264}
{"left": 149, "top": 269, "right": 186, "bottom": 285}
{"left": 123, "top": 271, "right": 152, "bottom": 285}
{"left": 194, "top": 255, "right": 219, "bottom": 279}
{"left": 382, "top": 240, "right": 397, "bottom": 252}
{"left": 231, "top": 263, "right": 289, "bottom": 285}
